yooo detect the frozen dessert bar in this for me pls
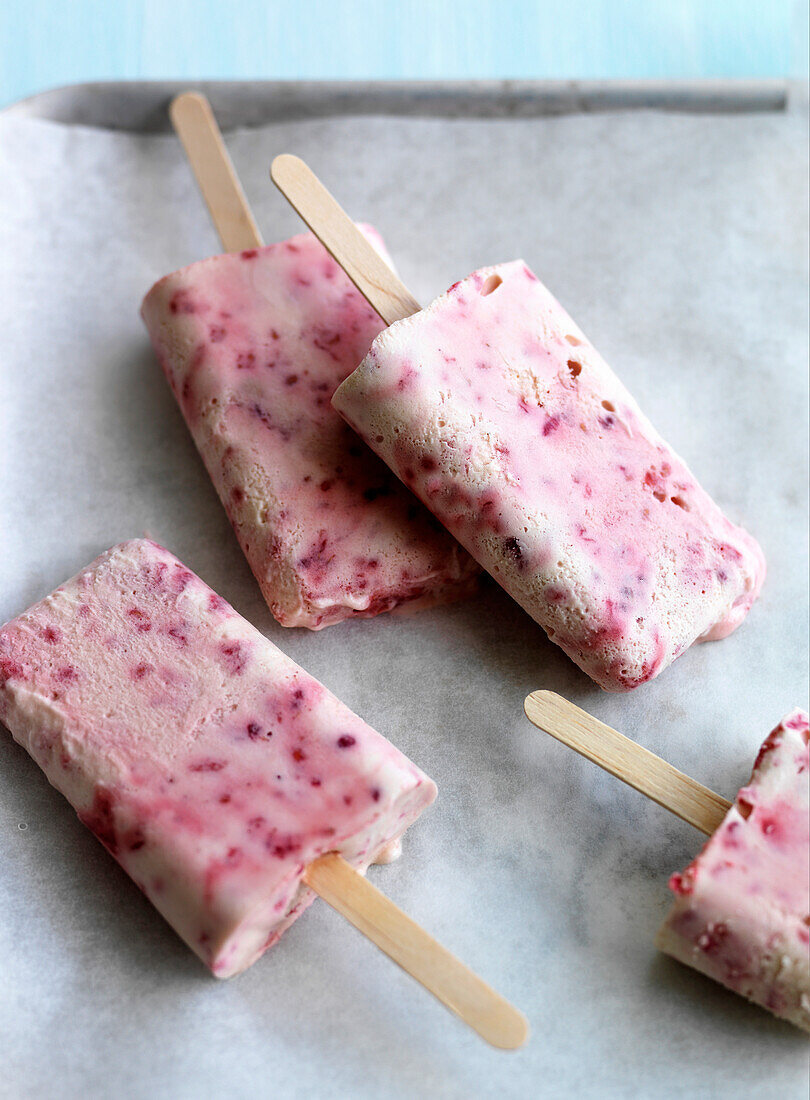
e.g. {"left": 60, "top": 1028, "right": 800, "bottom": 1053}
{"left": 658, "top": 709, "right": 810, "bottom": 1031}
{"left": 0, "top": 539, "right": 437, "bottom": 977}
{"left": 333, "top": 261, "right": 765, "bottom": 690}
{"left": 141, "top": 230, "right": 479, "bottom": 630}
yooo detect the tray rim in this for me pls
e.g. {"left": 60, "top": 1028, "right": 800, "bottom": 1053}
{"left": 1, "top": 77, "right": 792, "bottom": 133}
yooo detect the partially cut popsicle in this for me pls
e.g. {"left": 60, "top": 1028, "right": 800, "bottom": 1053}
{"left": 657, "top": 709, "right": 810, "bottom": 1032}
{"left": 272, "top": 156, "right": 765, "bottom": 691}
{"left": 525, "top": 692, "right": 810, "bottom": 1032}
{"left": 0, "top": 539, "right": 436, "bottom": 979}
{"left": 142, "top": 99, "right": 478, "bottom": 631}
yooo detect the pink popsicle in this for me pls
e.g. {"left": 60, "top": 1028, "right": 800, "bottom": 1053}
{"left": 141, "top": 230, "right": 479, "bottom": 630}
{"left": 333, "top": 261, "right": 765, "bottom": 691}
{"left": 657, "top": 709, "right": 810, "bottom": 1031}
{"left": 0, "top": 539, "right": 436, "bottom": 978}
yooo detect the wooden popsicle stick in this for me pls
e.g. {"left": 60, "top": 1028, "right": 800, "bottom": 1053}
{"left": 271, "top": 154, "right": 422, "bottom": 325}
{"left": 523, "top": 691, "right": 731, "bottom": 835}
{"left": 168, "top": 112, "right": 526, "bottom": 1047}
{"left": 304, "top": 854, "right": 528, "bottom": 1049}
{"left": 169, "top": 91, "right": 263, "bottom": 252}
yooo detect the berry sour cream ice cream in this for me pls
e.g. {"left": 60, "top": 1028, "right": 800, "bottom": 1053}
{"left": 0, "top": 540, "right": 437, "bottom": 977}
{"left": 333, "top": 261, "right": 765, "bottom": 691}
{"left": 658, "top": 710, "right": 810, "bottom": 1031}
{"left": 141, "top": 230, "right": 479, "bottom": 630}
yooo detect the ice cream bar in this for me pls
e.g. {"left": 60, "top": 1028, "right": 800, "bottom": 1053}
{"left": 333, "top": 261, "right": 765, "bottom": 691}
{"left": 140, "top": 230, "right": 479, "bottom": 630}
{"left": 657, "top": 709, "right": 810, "bottom": 1032}
{"left": 0, "top": 539, "right": 436, "bottom": 978}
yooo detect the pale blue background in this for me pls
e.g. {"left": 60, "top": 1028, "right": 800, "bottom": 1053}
{"left": 0, "top": 0, "right": 808, "bottom": 109}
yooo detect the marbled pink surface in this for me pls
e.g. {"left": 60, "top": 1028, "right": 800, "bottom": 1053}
{"left": 141, "top": 231, "right": 479, "bottom": 630}
{"left": 333, "top": 261, "right": 765, "bottom": 691}
{"left": 0, "top": 539, "right": 436, "bottom": 977}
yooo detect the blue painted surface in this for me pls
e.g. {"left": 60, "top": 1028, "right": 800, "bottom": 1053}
{"left": 0, "top": 0, "right": 806, "bottom": 109}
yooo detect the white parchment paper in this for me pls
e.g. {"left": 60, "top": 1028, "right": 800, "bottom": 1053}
{"left": 0, "top": 85, "right": 807, "bottom": 1099}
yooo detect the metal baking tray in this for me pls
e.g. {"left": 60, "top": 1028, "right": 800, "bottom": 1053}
{"left": 1, "top": 79, "right": 807, "bottom": 1100}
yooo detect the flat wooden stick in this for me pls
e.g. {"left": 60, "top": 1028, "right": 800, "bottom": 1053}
{"left": 270, "top": 154, "right": 421, "bottom": 325}
{"left": 304, "top": 854, "right": 528, "bottom": 1049}
{"left": 524, "top": 691, "right": 730, "bottom": 835}
{"left": 170, "top": 91, "right": 263, "bottom": 252}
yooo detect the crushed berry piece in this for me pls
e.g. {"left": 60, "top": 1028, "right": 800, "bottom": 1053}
{"left": 269, "top": 837, "right": 300, "bottom": 858}
{"left": 759, "top": 813, "right": 779, "bottom": 836}
{"left": 220, "top": 641, "right": 246, "bottom": 674}
{"left": 168, "top": 290, "right": 196, "bottom": 315}
{"left": 669, "top": 866, "right": 696, "bottom": 895}
{"left": 504, "top": 536, "right": 523, "bottom": 564}
{"left": 697, "top": 923, "right": 729, "bottom": 955}
{"left": 127, "top": 608, "right": 152, "bottom": 632}
{"left": 78, "top": 789, "right": 117, "bottom": 854}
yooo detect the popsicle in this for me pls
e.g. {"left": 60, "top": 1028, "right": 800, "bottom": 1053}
{"left": 0, "top": 537, "right": 526, "bottom": 1047}
{"left": 524, "top": 692, "right": 810, "bottom": 1032}
{"left": 657, "top": 709, "right": 810, "bottom": 1031}
{"left": 141, "top": 93, "right": 479, "bottom": 631}
{"left": 271, "top": 155, "right": 765, "bottom": 691}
